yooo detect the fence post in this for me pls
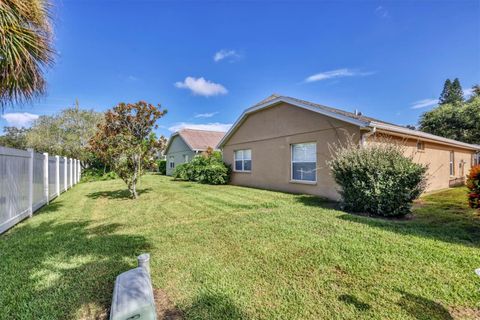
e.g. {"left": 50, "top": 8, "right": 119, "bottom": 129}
{"left": 69, "top": 158, "right": 73, "bottom": 187}
{"left": 28, "top": 148, "right": 34, "bottom": 217}
{"left": 43, "top": 153, "right": 49, "bottom": 205}
{"left": 64, "top": 156, "right": 68, "bottom": 191}
{"left": 78, "top": 160, "right": 81, "bottom": 182}
{"left": 55, "top": 155, "right": 60, "bottom": 197}
{"left": 74, "top": 159, "right": 77, "bottom": 184}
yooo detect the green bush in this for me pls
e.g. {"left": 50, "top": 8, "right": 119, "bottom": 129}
{"left": 173, "top": 149, "right": 230, "bottom": 185}
{"left": 157, "top": 159, "right": 166, "bottom": 175}
{"left": 80, "top": 167, "right": 118, "bottom": 182}
{"left": 328, "top": 138, "right": 428, "bottom": 217}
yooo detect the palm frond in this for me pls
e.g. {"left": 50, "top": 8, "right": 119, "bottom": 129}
{"left": 0, "top": 0, "right": 54, "bottom": 107}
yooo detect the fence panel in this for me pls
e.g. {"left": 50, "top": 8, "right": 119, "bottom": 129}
{"left": 32, "top": 153, "right": 47, "bottom": 211}
{"left": 0, "top": 147, "right": 31, "bottom": 234}
{"left": 59, "top": 157, "right": 66, "bottom": 192}
{"left": 48, "top": 156, "right": 57, "bottom": 200}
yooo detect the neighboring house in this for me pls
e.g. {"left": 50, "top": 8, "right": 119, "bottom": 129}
{"left": 218, "top": 94, "right": 480, "bottom": 200}
{"left": 165, "top": 129, "right": 225, "bottom": 176}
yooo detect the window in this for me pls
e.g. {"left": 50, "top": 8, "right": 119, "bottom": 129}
{"left": 183, "top": 154, "right": 189, "bottom": 163}
{"left": 291, "top": 143, "right": 317, "bottom": 182}
{"left": 416, "top": 141, "right": 425, "bottom": 151}
{"left": 234, "top": 149, "right": 251, "bottom": 172}
{"left": 169, "top": 156, "right": 175, "bottom": 169}
{"left": 449, "top": 151, "right": 454, "bottom": 176}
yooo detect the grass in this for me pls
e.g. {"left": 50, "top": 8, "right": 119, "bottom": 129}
{"left": 0, "top": 175, "right": 479, "bottom": 319}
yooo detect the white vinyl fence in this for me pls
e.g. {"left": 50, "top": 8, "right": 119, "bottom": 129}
{"left": 0, "top": 146, "right": 81, "bottom": 234}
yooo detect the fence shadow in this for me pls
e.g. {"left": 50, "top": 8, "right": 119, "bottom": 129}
{"left": 86, "top": 188, "right": 152, "bottom": 200}
{"left": 0, "top": 220, "right": 151, "bottom": 319}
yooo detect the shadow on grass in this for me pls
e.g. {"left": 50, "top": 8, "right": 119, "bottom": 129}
{"left": 0, "top": 219, "right": 151, "bottom": 319}
{"left": 397, "top": 291, "right": 453, "bottom": 320}
{"left": 294, "top": 195, "right": 339, "bottom": 209}
{"left": 338, "top": 294, "right": 371, "bottom": 311}
{"left": 86, "top": 188, "right": 152, "bottom": 200}
{"left": 183, "top": 292, "right": 249, "bottom": 320}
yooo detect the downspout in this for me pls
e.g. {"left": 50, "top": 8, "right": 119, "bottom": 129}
{"left": 360, "top": 126, "right": 376, "bottom": 147}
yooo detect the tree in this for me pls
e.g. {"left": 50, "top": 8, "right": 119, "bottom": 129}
{"left": 89, "top": 101, "right": 167, "bottom": 198}
{"left": 26, "top": 102, "right": 103, "bottom": 161}
{"left": 419, "top": 96, "right": 480, "bottom": 144}
{"left": 0, "top": 126, "right": 29, "bottom": 149}
{"left": 439, "top": 78, "right": 464, "bottom": 105}
{"left": 0, "top": 0, "right": 54, "bottom": 107}
{"left": 468, "top": 84, "right": 480, "bottom": 101}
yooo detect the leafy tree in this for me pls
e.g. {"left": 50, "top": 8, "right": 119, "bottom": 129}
{"left": 468, "top": 84, "right": 480, "bottom": 101}
{"left": 0, "top": 126, "right": 29, "bottom": 149}
{"left": 0, "top": 0, "right": 54, "bottom": 106}
{"left": 419, "top": 96, "right": 480, "bottom": 144}
{"left": 89, "top": 101, "right": 167, "bottom": 198}
{"left": 439, "top": 78, "right": 464, "bottom": 105}
{"left": 26, "top": 102, "right": 103, "bottom": 161}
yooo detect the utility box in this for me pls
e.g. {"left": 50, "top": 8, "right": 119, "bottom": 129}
{"left": 110, "top": 254, "right": 156, "bottom": 320}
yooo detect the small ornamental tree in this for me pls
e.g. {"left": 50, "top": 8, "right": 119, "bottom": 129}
{"left": 90, "top": 101, "right": 167, "bottom": 198}
{"left": 466, "top": 165, "right": 480, "bottom": 210}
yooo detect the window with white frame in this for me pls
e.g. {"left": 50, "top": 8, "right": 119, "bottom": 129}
{"left": 183, "top": 154, "right": 189, "bottom": 163}
{"left": 169, "top": 156, "right": 175, "bottom": 169}
{"left": 416, "top": 141, "right": 425, "bottom": 151}
{"left": 449, "top": 151, "right": 455, "bottom": 176}
{"left": 291, "top": 143, "right": 317, "bottom": 182}
{"left": 234, "top": 149, "right": 251, "bottom": 172}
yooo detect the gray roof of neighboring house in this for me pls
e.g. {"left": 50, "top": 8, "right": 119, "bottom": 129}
{"left": 218, "top": 94, "right": 480, "bottom": 151}
{"left": 165, "top": 129, "right": 226, "bottom": 154}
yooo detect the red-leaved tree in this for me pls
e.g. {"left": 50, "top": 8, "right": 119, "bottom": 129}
{"left": 90, "top": 101, "right": 167, "bottom": 198}
{"left": 467, "top": 165, "right": 480, "bottom": 209}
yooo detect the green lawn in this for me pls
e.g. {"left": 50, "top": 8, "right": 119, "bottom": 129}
{"left": 1, "top": 175, "right": 479, "bottom": 319}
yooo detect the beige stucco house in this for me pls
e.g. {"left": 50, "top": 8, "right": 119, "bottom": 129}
{"left": 218, "top": 94, "right": 480, "bottom": 200}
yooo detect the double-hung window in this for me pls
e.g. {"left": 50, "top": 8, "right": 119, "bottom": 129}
{"left": 169, "top": 156, "right": 175, "bottom": 169}
{"left": 234, "top": 149, "right": 251, "bottom": 172}
{"left": 449, "top": 151, "right": 455, "bottom": 176}
{"left": 291, "top": 143, "right": 317, "bottom": 182}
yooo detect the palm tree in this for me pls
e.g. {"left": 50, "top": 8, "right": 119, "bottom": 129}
{"left": 0, "top": 0, "right": 54, "bottom": 107}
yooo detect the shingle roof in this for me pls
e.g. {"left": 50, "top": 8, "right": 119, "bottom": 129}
{"left": 177, "top": 129, "right": 225, "bottom": 151}
{"left": 218, "top": 94, "right": 480, "bottom": 151}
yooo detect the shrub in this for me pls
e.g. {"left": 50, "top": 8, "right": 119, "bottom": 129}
{"left": 172, "top": 149, "right": 230, "bottom": 185}
{"left": 328, "top": 137, "right": 428, "bottom": 217}
{"left": 157, "top": 159, "right": 166, "bottom": 175}
{"left": 466, "top": 165, "right": 480, "bottom": 209}
{"left": 80, "top": 168, "right": 118, "bottom": 182}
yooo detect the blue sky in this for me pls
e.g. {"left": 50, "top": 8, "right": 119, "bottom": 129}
{"left": 1, "top": 0, "right": 479, "bottom": 138}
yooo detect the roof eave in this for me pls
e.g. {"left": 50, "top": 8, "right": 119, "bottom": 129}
{"left": 370, "top": 121, "right": 480, "bottom": 151}
{"left": 218, "top": 96, "right": 370, "bottom": 148}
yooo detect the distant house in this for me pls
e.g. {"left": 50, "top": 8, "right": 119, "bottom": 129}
{"left": 165, "top": 129, "right": 225, "bottom": 176}
{"left": 217, "top": 94, "right": 480, "bottom": 200}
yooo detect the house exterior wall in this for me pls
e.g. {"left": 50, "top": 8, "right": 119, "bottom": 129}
{"left": 165, "top": 136, "right": 196, "bottom": 176}
{"left": 369, "top": 133, "right": 477, "bottom": 192}
{"left": 222, "top": 101, "right": 478, "bottom": 199}
{"left": 222, "top": 102, "right": 361, "bottom": 200}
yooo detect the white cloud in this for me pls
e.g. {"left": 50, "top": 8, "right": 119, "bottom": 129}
{"left": 375, "top": 6, "right": 389, "bottom": 18}
{"left": 194, "top": 112, "right": 219, "bottom": 118}
{"left": 410, "top": 98, "right": 439, "bottom": 109}
{"left": 214, "top": 49, "right": 240, "bottom": 62}
{"left": 305, "top": 68, "right": 374, "bottom": 83}
{"left": 168, "top": 122, "right": 232, "bottom": 132}
{"left": 175, "top": 77, "right": 228, "bottom": 97}
{"left": 463, "top": 88, "right": 474, "bottom": 97}
{"left": 1, "top": 112, "right": 39, "bottom": 127}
